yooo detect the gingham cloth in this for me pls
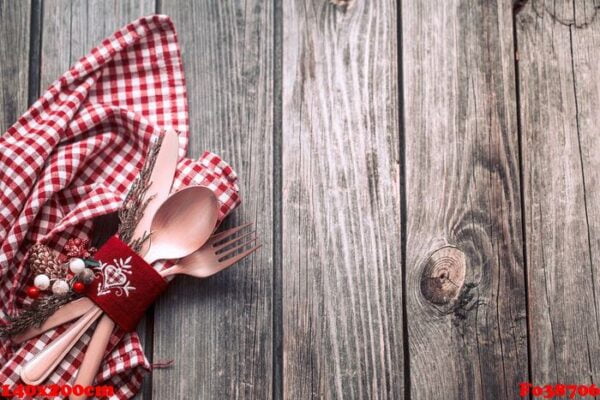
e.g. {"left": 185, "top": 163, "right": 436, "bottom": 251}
{"left": 0, "top": 15, "right": 240, "bottom": 399}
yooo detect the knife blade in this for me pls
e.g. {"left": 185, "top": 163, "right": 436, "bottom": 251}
{"left": 134, "top": 129, "right": 180, "bottom": 254}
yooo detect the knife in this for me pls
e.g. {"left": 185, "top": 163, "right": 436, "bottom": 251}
{"left": 132, "top": 129, "right": 180, "bottom": 254}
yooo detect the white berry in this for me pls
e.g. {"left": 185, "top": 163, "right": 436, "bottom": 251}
{"left": 34, "top": 274, "right": 50, "bottom": 290}
{"left": 69, "top": 258, "right": 86, "bottom": 274}
{"left": 52, "top": 279, "right": 70, "bottom": 296}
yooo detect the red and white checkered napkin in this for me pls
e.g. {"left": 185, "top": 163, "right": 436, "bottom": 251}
{"left": 0, "top": 15, "right": 240, "bottom": 399}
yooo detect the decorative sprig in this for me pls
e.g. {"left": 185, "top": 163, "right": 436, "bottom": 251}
{"left": 118, "top": 134, "right": 165, "bottom": 252}
{"left": 0, "top": 293, "right": 76, "bottom": 337}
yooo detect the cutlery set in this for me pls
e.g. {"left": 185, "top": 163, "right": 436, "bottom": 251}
{"left": 12, "top": 130, "right": 260, "bottom": 398}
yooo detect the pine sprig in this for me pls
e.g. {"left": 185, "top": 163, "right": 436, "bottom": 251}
{"left": 118, "top": 134, "right": 164, "bottom": 252}
{"left": 0, "top": 293, "right": 76, "bottom": 337}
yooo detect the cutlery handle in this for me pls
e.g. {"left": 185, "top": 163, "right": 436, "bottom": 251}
{"left": 13, "top": 298, "right": 95, "bottom": 344}
{"left": 20, "top": 306, "right": 103, "bottom": 385}
{"left": 69, "top": 314, "right": 115, "bottom": 400}
{"left": 71, "top": 249, "right": 165, "bottom": 398}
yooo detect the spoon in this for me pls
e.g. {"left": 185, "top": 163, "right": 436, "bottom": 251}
{"left": 20, "top": 186, "right": 219, "bottom": 386}
{"left": 143, "top": 185, "right": 218, "bottom": 263}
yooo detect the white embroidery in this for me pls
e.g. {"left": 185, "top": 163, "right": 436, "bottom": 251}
{"left": 95, "top": 256, "right": 136, "bottom": 297}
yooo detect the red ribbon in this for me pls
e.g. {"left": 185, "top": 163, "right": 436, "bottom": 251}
{"left": 84, "top": 236, "right": 167, "bottom": 332}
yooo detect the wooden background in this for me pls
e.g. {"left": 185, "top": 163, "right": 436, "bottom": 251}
{"left": 1, "top": 0, "right": 599, "bottom": 398}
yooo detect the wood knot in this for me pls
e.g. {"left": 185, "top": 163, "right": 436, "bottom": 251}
{"left": 532, "top": 0, "right": 599, "bottom": 29}
{"left": 420, "top": 246, "right": 466, "bottom": 305}
{"left": 330, "top": 0, "right": 354, "bottom": 8}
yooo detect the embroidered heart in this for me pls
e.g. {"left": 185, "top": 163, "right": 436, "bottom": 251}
{"left": 103, "top": 265, "right": 127, "bottom": 289}
{"left": 95, "top": 257, "right": 135, "bottom": 297}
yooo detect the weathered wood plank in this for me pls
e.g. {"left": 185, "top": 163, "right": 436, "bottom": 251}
{"left": 39, "top": 3, "right": 156, "bottom": 399}
{"left": 0, "top": 0, "right": 31, "bottom": 133}
{"left": 152, "top": 1, "right": 274, "bottom": 399}
{"left": 281, "top": 1, "right": 403, "bottom": 398}
{"left": 517, "top": 0, "right": 600, "bottom": 385}
{"left": 402, "top": 1, "right": 527, "bottom": 398}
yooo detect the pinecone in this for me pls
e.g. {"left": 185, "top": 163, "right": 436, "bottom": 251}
{"left": 28, "top": 244, "right": 66, "bottom": 279}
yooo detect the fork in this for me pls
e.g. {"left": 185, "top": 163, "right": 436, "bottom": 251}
{"left": 160, "top": 222, "right": 261, "bottom": 279}
{"left": 70, "top": 222, "right": 261, "bottom": 399}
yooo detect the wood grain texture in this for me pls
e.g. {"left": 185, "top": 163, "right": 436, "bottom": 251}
{"left": 517, "top": 0, "right": 600, "bottom": 385}
{"left": 38, "top": 2, "right": 156, "bottom": 399}
{"left": 152, "top": 1, "right": 274, "bottom": 399}
{"left": 282, "top": 1, "right": 403, "bottom": 398}
{"left": 9, "top": 0, "right": 600, "bottom": 398}
{"left": 0, "top": 0, "right": 31, "bottom": 133}
{"left": 402, "top": 1, "right": 528, "bottom": 398}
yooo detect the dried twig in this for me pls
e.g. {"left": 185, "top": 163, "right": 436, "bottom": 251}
{"left": 0, "top": 293, "right": 77, "bottom": 337}
{"left": 118, "top": 134, "right": 164, "bottom": 252}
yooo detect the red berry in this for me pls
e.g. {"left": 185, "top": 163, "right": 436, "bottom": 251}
{"left": 27, "top": 287, "right": 40, "bottom": 299}
{"left": 72, "top": 282, "right": 86, "bottom": 293}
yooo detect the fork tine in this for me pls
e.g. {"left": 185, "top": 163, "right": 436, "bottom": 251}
{"left": 217, "top": 236, "right": 258, "bottom": 259}
{"left": 208, "top": 222, "right": 253, "bottom": 244}
{"left": 218, "top": 244, "right": 262, "bottom": 267}
{"left": 214, "top": 231, "right": 256, "bottom": 251}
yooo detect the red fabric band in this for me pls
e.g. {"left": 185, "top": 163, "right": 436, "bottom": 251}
{"left": 84, "top": 236, "right": 167, "bottom": 332}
